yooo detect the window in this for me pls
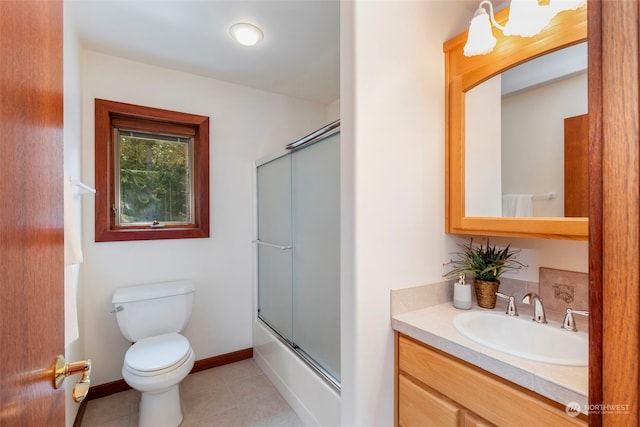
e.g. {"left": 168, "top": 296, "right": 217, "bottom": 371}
{"left": 95, "top": 99, "right": 209, "bottom": 242}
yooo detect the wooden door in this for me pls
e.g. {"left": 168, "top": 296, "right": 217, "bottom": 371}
{"left": 0, "top": 1, "right": 65, "bottom": 425}
{"left": 590, "top": 1, "right": 640, "bottom": 426}
{"left": 599, "top": 1, "right": 640, "bottom": 426}
{"left": 564, "top": 114, "right": 589, "bottom": 217}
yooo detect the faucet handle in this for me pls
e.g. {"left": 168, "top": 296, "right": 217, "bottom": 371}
{"left": 495, "top": 292, "right": 519, "bottom": 316}
{"left": 561, "top": 308, "right": 589, "bottom": 332}
{"left": 521, "top": 292, "right": 539, "bottom": 304}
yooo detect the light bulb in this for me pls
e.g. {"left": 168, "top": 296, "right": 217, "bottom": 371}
{"left": 464, "top": 7, "right": 497, "bottom": 57}
{"left": 229, "top": 23, "right": 264, "bottom": 47}
{"left": 549, "top": 0, "right": 586, "bottom": 15}
{"left": 503, "top": 0, "right": 554, "bottom": 37}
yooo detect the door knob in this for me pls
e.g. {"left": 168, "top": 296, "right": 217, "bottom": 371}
{"left": 53, "top": 355, "right": 92, "bottom": 403}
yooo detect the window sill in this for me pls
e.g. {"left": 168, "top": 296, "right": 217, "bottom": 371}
{"left": 95, "top": 226, "right": 209, "bottom": 242}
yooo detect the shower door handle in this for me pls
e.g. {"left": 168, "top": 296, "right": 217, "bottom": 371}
{"left": 253, "top": 239, "right": 292, "bottom": 250}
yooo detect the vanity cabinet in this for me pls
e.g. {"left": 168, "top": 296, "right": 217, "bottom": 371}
{"left": 398, "top": 373, "right": 492, "bottom": 427}
{"left": 395, "top": 333, "right": 587, "bottom": 427}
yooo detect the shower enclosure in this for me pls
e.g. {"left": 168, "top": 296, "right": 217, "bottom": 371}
{"left": 255, "top": 122, "right": 340, "bottom": 388}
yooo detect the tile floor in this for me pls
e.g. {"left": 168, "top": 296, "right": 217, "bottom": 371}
{"left": 81, "top": 358, "right": 304, "bottom": 427}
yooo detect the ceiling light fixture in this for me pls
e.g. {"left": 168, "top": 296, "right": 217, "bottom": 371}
{"left": 229, "top": 22, "right": 264, "bottom": 47}
{"left": 463, "top": 0, "right": 586, "bottom": 57}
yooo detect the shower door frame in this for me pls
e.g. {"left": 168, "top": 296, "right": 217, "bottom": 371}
{"left": 254, "top": 128, "right": 341, "bottom": 391}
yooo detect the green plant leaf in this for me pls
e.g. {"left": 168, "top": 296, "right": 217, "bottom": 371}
{"left": 443, "top": 238, "right": 527, "bottom": 281}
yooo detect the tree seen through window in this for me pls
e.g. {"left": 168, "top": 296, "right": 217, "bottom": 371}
{"left": 118, "top": 131, "right": 193, "bottom": 225}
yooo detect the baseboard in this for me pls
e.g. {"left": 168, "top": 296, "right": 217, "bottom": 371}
{"left": 192, "top": 347, "right": 253, "bottom": 372}
{"left": 84, "top": 378, "right": 132, "bottom": 401}
{"left": 74, "top": 347, "right": 253, "bottom": 424}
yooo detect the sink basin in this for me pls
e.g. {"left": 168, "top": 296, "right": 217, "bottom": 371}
{"left": 453, "top": 311, "right": 588, "bottom": 366}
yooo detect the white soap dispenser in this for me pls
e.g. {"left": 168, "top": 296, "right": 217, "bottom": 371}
{"left": 453, "top": 273, "right": 472, "bottom": 310}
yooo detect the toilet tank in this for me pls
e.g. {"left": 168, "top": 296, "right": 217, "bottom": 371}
{"left": 112, "top": 280, "right": 195, "bottom": 342}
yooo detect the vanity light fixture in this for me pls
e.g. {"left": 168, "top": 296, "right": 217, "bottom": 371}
{"left": 502, "top": 0, "right": 554, "bottom": 37}
{"left": 463, "top": 0, "right": 586, "bottom": 57}
{"left": 548, "top": 0, "right": 588, "bottom": 20}
{"left": 229, "top": 22, "right": 264, "bottom": 46}
{"left": 463, "top": 1, "right": 502, "bottom": 57}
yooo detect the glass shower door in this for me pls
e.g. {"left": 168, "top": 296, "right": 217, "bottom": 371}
{"left": 256, "top": 130, "right": 341, "bottom": 387}
{"left": 291, "top": 132, "right": 340, "bottom": 383}
{"left": 256, "top": 154, "right": 293, "bottom": 342}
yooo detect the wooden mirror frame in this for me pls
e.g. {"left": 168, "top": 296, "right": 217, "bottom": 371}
{"left": 444, "top": 5, "right": 588, "bottom": 240}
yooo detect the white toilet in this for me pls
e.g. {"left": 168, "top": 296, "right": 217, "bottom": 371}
{"left": 112, "top": 280, "right": 196, "bottom": 427}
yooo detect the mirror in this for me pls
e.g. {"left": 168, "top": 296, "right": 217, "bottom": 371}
{"left": 444, "top": 4, "right": 588, "bottom": 239}
{"left": 466, "top": 42, "right": 588, "bottom": 218}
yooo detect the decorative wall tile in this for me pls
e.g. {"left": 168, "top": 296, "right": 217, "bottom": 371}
{"left": 539, "top": 267, "right": 588, "bottom": 311}
{"left": 539, "top": 267, "right": 589, "bottom": 332}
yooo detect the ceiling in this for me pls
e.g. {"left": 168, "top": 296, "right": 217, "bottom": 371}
{"left": 67, "top": 0, "right": 341, "bottom": 104}
{"left": 67, "top": 0, "right": 496, "bottom": 105}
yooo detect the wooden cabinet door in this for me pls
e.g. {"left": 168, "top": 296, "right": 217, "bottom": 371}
{"left": 397, "top": 334, "right": 587, "bottom": 427}
{"left": 398, "top": 374, "right": 460, "bottom": 427}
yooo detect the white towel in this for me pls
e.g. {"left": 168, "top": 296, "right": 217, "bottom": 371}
{"left": 64, "top": 175, "right": 83, "bottom": 265}
{"left": 64, "top": 174, "right": 83, "bottom": 346}
{"left": 502, "top": 194, "right": 533, "bottom": 217}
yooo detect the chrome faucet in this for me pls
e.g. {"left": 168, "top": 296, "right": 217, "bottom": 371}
{"left": 521, "top": 292, "right": 547, "bottom": 323}
{"left": 561, "top": 308, "right": 589, "bottom": 332}
{"left": 495, "top": 292, "right": 519, "bottom": 316}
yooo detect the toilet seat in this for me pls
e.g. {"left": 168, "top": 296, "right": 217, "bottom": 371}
{"left": 125, "top": 333, "right": 191, "bottom": 377}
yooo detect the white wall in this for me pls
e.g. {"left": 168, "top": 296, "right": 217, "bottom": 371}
{"left": 341, "top": 2, "right": 472, "bottom": 425}
{"left": 80, "top": 51, "right": 329, "bottom": 386}
{"left": 466, "top": 75, "right": 502, "bottom": 216}
{"left": 340, "top": 1, "right": 588, "bottom": 426}
{"left": 63, "top": 4, "right": 84, "bottom": 425}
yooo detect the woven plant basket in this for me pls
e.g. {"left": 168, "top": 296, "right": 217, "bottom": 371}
{"left": 474, "top": 280, "right": 500, "bottom": 309}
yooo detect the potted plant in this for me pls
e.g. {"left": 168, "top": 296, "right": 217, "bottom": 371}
{"left": 444, "top": 238, "right": 526, "bottom": 309}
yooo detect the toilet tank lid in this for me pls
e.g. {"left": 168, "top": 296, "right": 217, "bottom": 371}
{"left": 112, "top": 280, "right": 195, "bottom": 303}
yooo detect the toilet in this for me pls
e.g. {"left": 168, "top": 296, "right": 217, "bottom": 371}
{"left": 112, "top": 280, "right": 196, "bottom": 427}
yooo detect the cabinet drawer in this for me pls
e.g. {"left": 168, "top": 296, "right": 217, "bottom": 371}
{"left": 398, "top": 334, "right": 586, "bottom": 427}
{"left": 399, "top": 373, "right": 460, "bottom": 427}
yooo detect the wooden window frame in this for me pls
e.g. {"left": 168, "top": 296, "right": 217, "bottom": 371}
{"left": 95, "top": 99, "right": 210, "bottom": 242}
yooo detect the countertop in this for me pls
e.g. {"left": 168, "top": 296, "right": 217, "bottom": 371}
{"left": 392, "top": 302, "right": 588, "bottom": 411}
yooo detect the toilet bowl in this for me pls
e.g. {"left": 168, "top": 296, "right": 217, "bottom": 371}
{"left": 122, "top": 333, "right": 195, "bottom": 427}
{"left": 112, "top": 281, "right": 196, "bottom": 427}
